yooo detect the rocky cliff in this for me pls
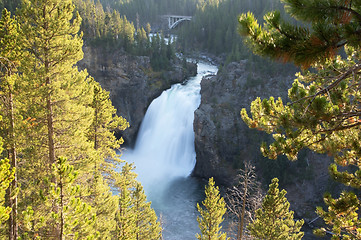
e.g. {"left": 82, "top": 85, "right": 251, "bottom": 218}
{"left": 193, "top": 60, "right": 338, "bottom": 227}
{"left": 78, "top": 46, "right": 196, "bottom": 146}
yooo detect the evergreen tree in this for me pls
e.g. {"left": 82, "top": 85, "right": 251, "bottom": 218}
{"left": 132, "top": 183, "right": 162, "bottom": 240}
{"left": 115, "top": 163, "right": 137, "bottom": 240}
{"left": 0, "top": 158, "right": 13, "bottom": 225}
{"left": 89, "top": 173, "right": 118, "bottom": 239}
{"left": 20, "top": 157, "right": 96, "bottom": 239}
{"left": 52, "top": 157, "right": 96, "bottom": 239}
{"left": 248, "top": 178, "right": 304, "bottom": 239}
{"left": 120, "top": 15, "right": 135, "bottom": 52}
{"left": 0, "top": 9, "right": 21, "bottom": 239}
{"left": 18, "top": 0, "right": 94, "bottom": 237}
{"left": 86, "top": 80, "right": 129, "bottom": 238}
{"left": 239, "top": 0, "right": 361, "bottom": 238}
{"left": 196, "top": 177, "right": 228, "bottom": 240}
{"left": 115, "top": 162, "right": 162, "bottom": 240}
{"left": 19, "top": 0, "right": 92, "bottom": 168}
{"left": 88, "top": 80, "right": 128, "bottom": 175}
{"left": 0, "top": 133, "right": 15, "bottom": 226}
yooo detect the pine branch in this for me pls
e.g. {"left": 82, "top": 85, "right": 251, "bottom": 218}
{"left": 329, "top": 6, "right": 361, "bottom": 23}
{"left": 289, "top": 63, "right": 361, "bottom": 106}
{"left": 321, "top": 121, "right": 361, "bottom": 132}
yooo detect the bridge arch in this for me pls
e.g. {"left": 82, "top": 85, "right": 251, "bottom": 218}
{"left": 162, "top": 15, "right": 192, "bottom": 29}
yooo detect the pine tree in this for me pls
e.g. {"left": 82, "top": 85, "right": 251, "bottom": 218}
{"left": 20, "top": 157, "right": 97, "bottom": 239}
{"left": 120, "top": 15, "right": 135, "bottom": 52}
{"left": 52, "top": 157, "right": 96, "bottom": 239}
{"left": 0, "top": 157, "right": 13, "bottom": 225}
{"left": 239, "top": 1, "right": 361, "bottom": 237}
{"left": 115, "top": 163, "right": 137, "bottom": 240}
{"left": 132, "top": 183, "right": 162, "bottom": 240}
{"left": 18, "top": 0, "right": 95, "bottom": 237}
{"left": 88, "top": 80, "right": 128, "bottom": 171}
{"left": 0, "top": 132, "right": 15, "bottom": 226}
{"left": 0, "top": 9, "right": 22, "bottom": 239}
{"left": 248, "top": 178, "right": 304, "bottom": 239}
{"left": 114, "top": 162, "right": 162, "bottom": 240}
{"left": 89, "top": 174, "right": 118, "bottom": 239}
{"left": 86, "top": 80, "right": 129, "bottom": 238}
{"left": 19, "top": 0, "right": 92, "bottom": 168}
{"left": 196, "top": 177, "right": 228, "bottom": 240}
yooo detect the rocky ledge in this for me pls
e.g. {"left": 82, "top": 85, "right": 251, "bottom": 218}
{"left": 78, "top": 46, "right": 197, "bottom": 146}
{"left": 192, "top": 60, "right": 338, "bottom": 228}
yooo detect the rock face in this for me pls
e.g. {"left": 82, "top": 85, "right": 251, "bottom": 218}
{"left": 193, "top": 60, "right": 293, "bottom": 183}
{"left": 193, "top": 60, "right": 336, "bottom": 225}
{"left": 78, "top": 46, "right": 196, "bottom": 146}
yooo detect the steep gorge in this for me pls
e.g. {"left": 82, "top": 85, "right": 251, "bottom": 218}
{"left": 192, "top": 60, "right": 337, "bottom": 225}
{"left": 78, "top": 46, "right": 197, "bottom": 146}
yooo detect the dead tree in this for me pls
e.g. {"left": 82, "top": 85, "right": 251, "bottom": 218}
{"left": 226, "top": 161, "right": 263, "bottom": 240}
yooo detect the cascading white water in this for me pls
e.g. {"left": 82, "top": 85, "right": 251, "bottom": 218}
{"left": 123, "top": 61, "right": 218, "bottom": 239}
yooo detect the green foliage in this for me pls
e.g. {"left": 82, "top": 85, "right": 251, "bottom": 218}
{"left": 240, "top": 0, "right": 361, "bottom": 238}
{"left": 20, "top": 157, "right": 97, "bottom": 239}
{"left": 0, "top": 0, "right": 163, "bottom": 238}
{"left": 149, "top": 33, "right": 176, "bottom": 71}
{"left": 0, "top": 8, "right": 23, "bottom": 239}
{"left": 52, "top": 157, "right": 97, "bottom": 238}
{"left": 239, "top": 0, "right": 361, "bottom": 68}
{"left": 115, "top": 163, "right": 137, "bottom": 240}
{"left": 102, "top": 0, "right": 198, "bottom": 26}
{"left": 0, "top": 0, "right": 20, "bottom": 13}
{"left": 132, "top": 183, "right": 162, "bottom": 240}
{"left": 115, "top": 163, "right": 162, "bottom": 240}
{"left": 177, "top": 0, "right": 284, "bottom": 58}
{"left": 73, "top": 0, "right": 176, "bottom": 70}
{"left": 196, "top": 177, "right": 228, "bottom": 240}
{"left": 88, "top": 80, "right": 129, "bottom": 178}
{"left": 0, "top": 136, "right": 14, "bottom": 225}
{"left": 315, "top": 191, "right": 361, "bottom": 239}
{"left": 248, "top": 178, "right": 304, "bottom": 239}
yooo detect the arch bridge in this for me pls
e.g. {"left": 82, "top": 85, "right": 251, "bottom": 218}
{"left": 162, "top": 15, "right": 192, "bottom": 29}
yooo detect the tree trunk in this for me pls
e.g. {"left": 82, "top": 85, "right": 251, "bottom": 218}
{"left": 239, "top": 180, "right": 248, "bottom": 240}
{"left": 44, "top": 5, "right": 58, "bottom": 237}
{"left": 60, "top": 174, "right": 64, "bottom": 240}
{"left": 46, "top": 90, "right": 55, "bottom": 165}
{"left": 7, "top": 84, "right": 17, "bottom": 240}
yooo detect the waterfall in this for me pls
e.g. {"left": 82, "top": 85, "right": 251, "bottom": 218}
{"left": 122, "top": 61, "right": 218, "bottom": 239}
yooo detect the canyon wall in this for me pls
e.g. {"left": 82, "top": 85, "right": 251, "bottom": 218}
{"left": 193, "top": 60, "right": 336, "bottom": 226}
{"left": 79, "top": 46, "right": 196, "bottom": 146}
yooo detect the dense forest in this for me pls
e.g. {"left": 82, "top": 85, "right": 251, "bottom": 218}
{"left": 0, "top": 0, "right": 295, "bottom": 73}
{"left": 0, "top": 0, "right": 164, "bottom": 238}
{"left": 101, "top": 0, "right": 198, "bottom": 25}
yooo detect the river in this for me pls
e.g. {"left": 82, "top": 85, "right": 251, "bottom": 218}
{"left": 122, "top": 61, "right": 218, "bottom": 239}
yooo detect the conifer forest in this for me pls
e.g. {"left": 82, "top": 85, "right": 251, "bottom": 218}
{"left": 1, "top": 0, "right": 361, "bottom": 239}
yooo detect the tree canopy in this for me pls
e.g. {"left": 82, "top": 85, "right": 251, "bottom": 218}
{"left": 0, "top": 0, "right": 162, "bottom": 238}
